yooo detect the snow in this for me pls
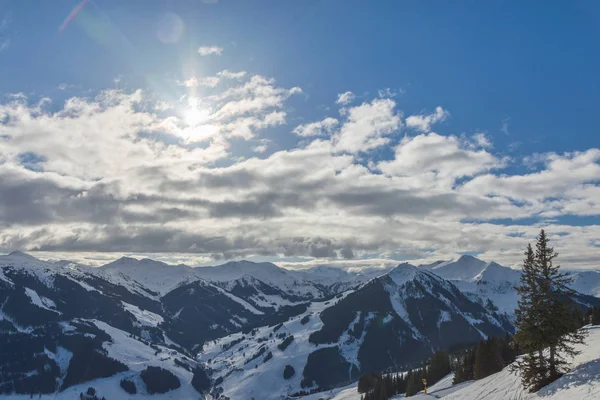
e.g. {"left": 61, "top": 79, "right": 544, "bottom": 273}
{"left": 426, "top": 255, "right": 488, "bottom": 281}
{"left": 44, "top": 346, "right": 72, "bottom": 389}
{"left": 96, "top": 257, "right": 201, "bottom": 295}
{"left": 388, "top": 263, "right": 420, "bottom": 287}
{"left": 216, "top": 285, "right": 265, "bottom": 315}
{"left": 569, "top": 270, "right": 600, "bottom": 297}
{"left": 438, "top": 310, "right": 452, "bottom": 328}
{"left": 194, "top": 260, "right": 325, "bottom": 299}
{"left": 0, "top": 319, "right": 203, "bottom": 399}
{"left": 440, "top": 326, "right": 600, "bottom": 399}
{"left": 339, "top": 312, "right": 375, "bottom": 374}
{"left": 24, "top": 287, "right": 60, "bottom": 313}
{"left": 385, "top": 280, "right": 425, "bottom": 341}
{"left": 121, "top": 301, "right": 164, "bottom": 327}
{"left": 198, "top": 291, "right": 354, "bottom": 400}
{"left": 300, "top": 326, "right": 600, "bottom": 400}
{"left": 0, "top": 252, "right": 58, "bottom": 286}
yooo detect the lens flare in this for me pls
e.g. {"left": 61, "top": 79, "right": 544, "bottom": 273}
{"left": 156, "top": 13, "right": 185, "bottom": 44}
{"left": 59, "top": 0, "right": 89, "bottom": 33}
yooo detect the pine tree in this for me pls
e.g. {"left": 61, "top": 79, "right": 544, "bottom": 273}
{"left": 514, "top": 230, "right": 586, "bottom": 391}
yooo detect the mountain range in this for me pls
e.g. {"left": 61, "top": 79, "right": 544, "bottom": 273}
{"left": 1, "top": 251, "right": 599, "bottom": 399}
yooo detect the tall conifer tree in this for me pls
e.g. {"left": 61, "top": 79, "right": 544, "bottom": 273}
{"left": 514, "top": 230, "right": 585, "bottom": 391}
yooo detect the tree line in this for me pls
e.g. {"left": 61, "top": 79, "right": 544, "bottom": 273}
{"left": 358, "top": 349, "right": 452, "bottom": 399}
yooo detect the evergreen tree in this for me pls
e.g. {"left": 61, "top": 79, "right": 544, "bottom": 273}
{"left": 514, "top": 230, "right": 586, "bottom": 391}
{"left": 427, "top": 350, "right": 451, "bottom": 385}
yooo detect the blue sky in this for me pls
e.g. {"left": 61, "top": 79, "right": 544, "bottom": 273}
{"left": 0, "top": 1, "right": 599, "bottom": 268}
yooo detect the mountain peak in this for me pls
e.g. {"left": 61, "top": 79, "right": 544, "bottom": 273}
{"left": 387, "top": 262, "right": 421, "bottom": 286}
{"left": 427, "top": 255, "right": 487, "bottom": 280}
{"left": 8, "top": 250, "right": 37, "bottom": 259}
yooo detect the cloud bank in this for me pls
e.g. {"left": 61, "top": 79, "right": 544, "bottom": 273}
{"left": 0, "top": 69, "right": 599, "bottom": 269}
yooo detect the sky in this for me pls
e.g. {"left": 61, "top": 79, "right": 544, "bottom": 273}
{"left": 0, "top": 0, "right": 599, "bottom": 269}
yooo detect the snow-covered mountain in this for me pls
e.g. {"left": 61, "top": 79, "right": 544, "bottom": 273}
{"left": 569, "top": 270, "right": 600, "bottom": 298}
{"left": 2, "top": 251, "right": 600, "bottom": 399}
{"left": 199, "top": 263, "right": 514, "bottom": 398}
{"left": 96, "top": 256, "right": 201, "bottom": 296}
{"left": 420, "top": 255, "right": 488, "bottom": 281}
{"left": 294, "top": 264, "right": 394, "bottom": 293}
{"left": 193, "top": 260, "right": 330, "bottom": 300}
{"left": 427, "top": 257, "right": 600, "bottom": 318}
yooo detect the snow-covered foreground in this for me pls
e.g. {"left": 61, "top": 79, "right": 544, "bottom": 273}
{"left": 442, "top": 325, "right": 600, "bottom": 400}
{"left": 300, "top": 326, "right": 600, "bottom": 400}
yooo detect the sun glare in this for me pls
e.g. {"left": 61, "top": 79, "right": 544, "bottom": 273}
{"left": 184, "top": 98, "right": 211, "bottom": 126}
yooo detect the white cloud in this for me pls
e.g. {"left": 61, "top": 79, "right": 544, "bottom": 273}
{"left": 293, "top": 117, "right": 338, "bottom": 137}
{"left": 217, "top": 70, "right": 247, "bottom": 79}
{"left": 461, "top": 149, "right": 600, "bottom": 202}
{"left": 333, "top": 98, "right": 401, "bottom": 153}
{"left": 198, "top": 46, "right": 223, "bottom": 56}
{"left": 336, "top": 91, "right": 355, "bottom": 105}
{"left": 0, "top": 77, "right": 599, "bottom": 269}
{"left": 472, "top": 133, "right": 492, "bottom": 148}
{"left": 252, "top": 144, "right": 268, "bottom": 153}
{"left": 378, "top": 133, "right": 503, "bottom": 189}
{"left": 405, "top": 106, "right": 449, "bottom": 132}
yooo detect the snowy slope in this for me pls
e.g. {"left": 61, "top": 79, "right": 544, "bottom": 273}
{"left": 569, "top": 270, "right": 600, "bottom": 298}
{"left": 424, "top": 255, "right": 488, "bottom": 281}
{"left": 300, "top": 326, "right": 600, "bottom": 400}
{"left": 442, "top": 325, "right": 600, "bottom": 400}
{"left": 194, "top": 260, "right": 328, "bottom": 299}
{"left": 198, "top": 292, "right": 354, "bottom": 400}
{"left": 97, "top": 257, "right": 201, "bottom": 295}
{"left": 452, "top": 262, "right": 522, "bottom": 317}
{"left": 294, "top": 265, "right": 394, "bottom": 293}
{"left": 0, "top": 319, "right": 202, "bottom": 400}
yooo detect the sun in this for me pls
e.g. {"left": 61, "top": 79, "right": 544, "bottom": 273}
{"left": 184, "top": 98, "right": 211, "bottom": 126}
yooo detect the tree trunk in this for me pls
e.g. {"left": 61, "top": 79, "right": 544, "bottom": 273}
{"left": 549, "top": 345, "right": 557, "bottom": 380}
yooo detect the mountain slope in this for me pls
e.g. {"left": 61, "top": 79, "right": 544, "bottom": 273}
{"left": 193, "top": 260, "right": 329, "bottom": 300}
{"left": 306, "top": 263, "right": 512, "bottom": 382}
{"left": 569, "top": 270, "right": 600, "bottom": 298}
{"left": 446, "top": 261, "right": 600, "bottom": 318}
{"left": 96, "top": 257, "right": 199, "bottom": 296}
{"left": 422, "top": 255, "right": 488, "bottom": 281}
{"left": 199, "top": 263, "right": 514, "bottom": 399}
{"left": 299, "top": 325, "right": 600, "bottom": 400}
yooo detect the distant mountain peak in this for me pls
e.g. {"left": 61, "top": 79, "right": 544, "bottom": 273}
{"left": 387, "top": 262, "right": 422, "bottom": 286}
{"left": 7, "top": 250, "right": 38, "bottom": 260}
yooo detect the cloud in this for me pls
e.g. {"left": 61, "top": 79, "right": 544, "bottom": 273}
{"left": 378, "top": 133, "right": 503, "bottom": 189}
{"left": 0, "top": 76, "right": 599, "bottom": 269}
{"left": 336, "top": 91, "right": 355, "bottom": 105}
{"left": 217, "top": 70, "right": 247, "bottom": 79}
{"left": 293, "top": 117, "right": 338, "bottom": 137}
{"left": 252, "top": 144, "right": 268, "bottom": 153}
{"left": 198, "top": 46, "right": 223, "bottom": 56}
{"left": 472, "top": 133, "right": 492, "bottom": 148}
{"left": 0, "top": 39, "right": 9, "bottom": 53}
{"left": 333, "top": 98, "right": 401, "bottom": 153}
{"left": 0, "top": 13, "right": 10, "bottom": 53}
{"left": 182, "top": 70, "right": 247, "bottom": 89}
{"left": 501, "top": 117, "right": 511, "bottom": 135}
{"left": 405, "top": 106, "right": 449, "bottom": 132}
